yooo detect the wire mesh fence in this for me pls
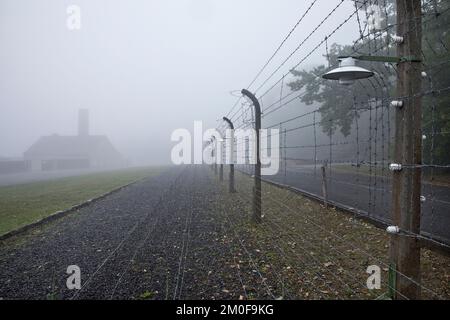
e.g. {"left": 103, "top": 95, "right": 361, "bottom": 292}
{"left": 213, "top": 0, "right": 450, "bottom": 299}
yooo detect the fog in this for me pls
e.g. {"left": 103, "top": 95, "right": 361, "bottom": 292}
{"left": 0, "top": 0, "right": 359, "bottom": 166}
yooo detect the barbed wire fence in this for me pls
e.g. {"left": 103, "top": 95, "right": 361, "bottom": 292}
{"left": 211, "top": 0, "right": 450, "bottom": 300}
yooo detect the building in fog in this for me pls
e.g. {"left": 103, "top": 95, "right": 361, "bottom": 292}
{"left": 24, "top": 109, "right": 124, "bottom": 171}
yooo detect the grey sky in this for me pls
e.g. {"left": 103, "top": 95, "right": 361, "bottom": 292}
{"left": 0, "top": 0, "right": 360, "bottom": 164}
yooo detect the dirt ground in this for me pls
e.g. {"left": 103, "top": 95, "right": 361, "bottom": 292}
{"left": 0, "top": 166, "right": 448, "bottom": 300}
{"left": 218, "top": 169, "right": 450, "bottom": 299}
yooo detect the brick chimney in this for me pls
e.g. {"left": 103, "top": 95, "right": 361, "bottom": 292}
{"left": 78, "top": 109, "right": 89, "bottom": 136}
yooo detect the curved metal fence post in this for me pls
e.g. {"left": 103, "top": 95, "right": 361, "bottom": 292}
{"left": 241, "top": 89, "right": 261, "bottom": 223}
{"left": 223, "top": 117, "right": 236, "bottom": 193}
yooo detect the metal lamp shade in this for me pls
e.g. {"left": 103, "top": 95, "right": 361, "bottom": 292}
{"left": 322, "top": 57, "right": 374, "bottom": 85}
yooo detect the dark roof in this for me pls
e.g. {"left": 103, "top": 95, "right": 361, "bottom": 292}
{"left": 24, "top": 135, "right": 122, "bottom": 159}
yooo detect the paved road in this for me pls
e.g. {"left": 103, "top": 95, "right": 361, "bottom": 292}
{"left": 242, "top": 164, "right": 450, "bottom": 245}
{"left": 0, "top": 166, "right": 274, "bottom": 300}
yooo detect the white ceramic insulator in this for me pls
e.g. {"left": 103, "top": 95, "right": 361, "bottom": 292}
{"left": 391, "top": 35, "right": 404, "bottom": 44}
{"left": 386, "top": 226, "right": 400, "bottom": 234}
{"left": 389, "top": 163, "right": 402, "bottom": 171}
{"left": 390, "top": 100, "right": 404, "bottom": 108}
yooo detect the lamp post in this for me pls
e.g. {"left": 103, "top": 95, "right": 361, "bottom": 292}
{"left": 219, "top": 147, "right": 224, "bottom": 182}
{"left": 241, "top": 89, "right": 261, "bottom": 223}
{"left": 389, "top": 0, "right": 422, "bottom": 300}
{"left": 212, "top": 135, "right": 218, "bottom": 175}
{"left": 223, "top": 116, "right": 236, "bottom": 193}
{"left": 209, "top": 139, "right": 214, "bottom": 171}
{"left": 321, "top": 1, "right": 423, "bottom": 299}
{"left": 214, "top": 134, "right": 224, "bottom": 181}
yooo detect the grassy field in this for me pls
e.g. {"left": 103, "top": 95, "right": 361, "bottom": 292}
{"left": 0, "top": 167, "right": 164, "bottom": 236}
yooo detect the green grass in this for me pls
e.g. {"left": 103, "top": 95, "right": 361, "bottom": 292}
{"left": 0, "top": 167, "right": 165, "bottom": 236}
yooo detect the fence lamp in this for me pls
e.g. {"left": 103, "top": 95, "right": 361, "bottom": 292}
{"left": 322, "top": 55, "right": 421, "bottom": 85}
{"left": 322, "top": 57, "right": 373, "bottom": 85}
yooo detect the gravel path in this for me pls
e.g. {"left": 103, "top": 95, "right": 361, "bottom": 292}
{"left": 0, "top": 166, "right": 273, "bottom": 300}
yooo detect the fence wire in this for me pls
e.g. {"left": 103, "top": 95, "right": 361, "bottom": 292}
{"left": 215, "top": 0, "right": 450, "bottom": 300}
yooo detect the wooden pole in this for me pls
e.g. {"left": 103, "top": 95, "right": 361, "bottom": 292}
{"left": 389, "top": 0, "right": 422, "bottom": 300}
